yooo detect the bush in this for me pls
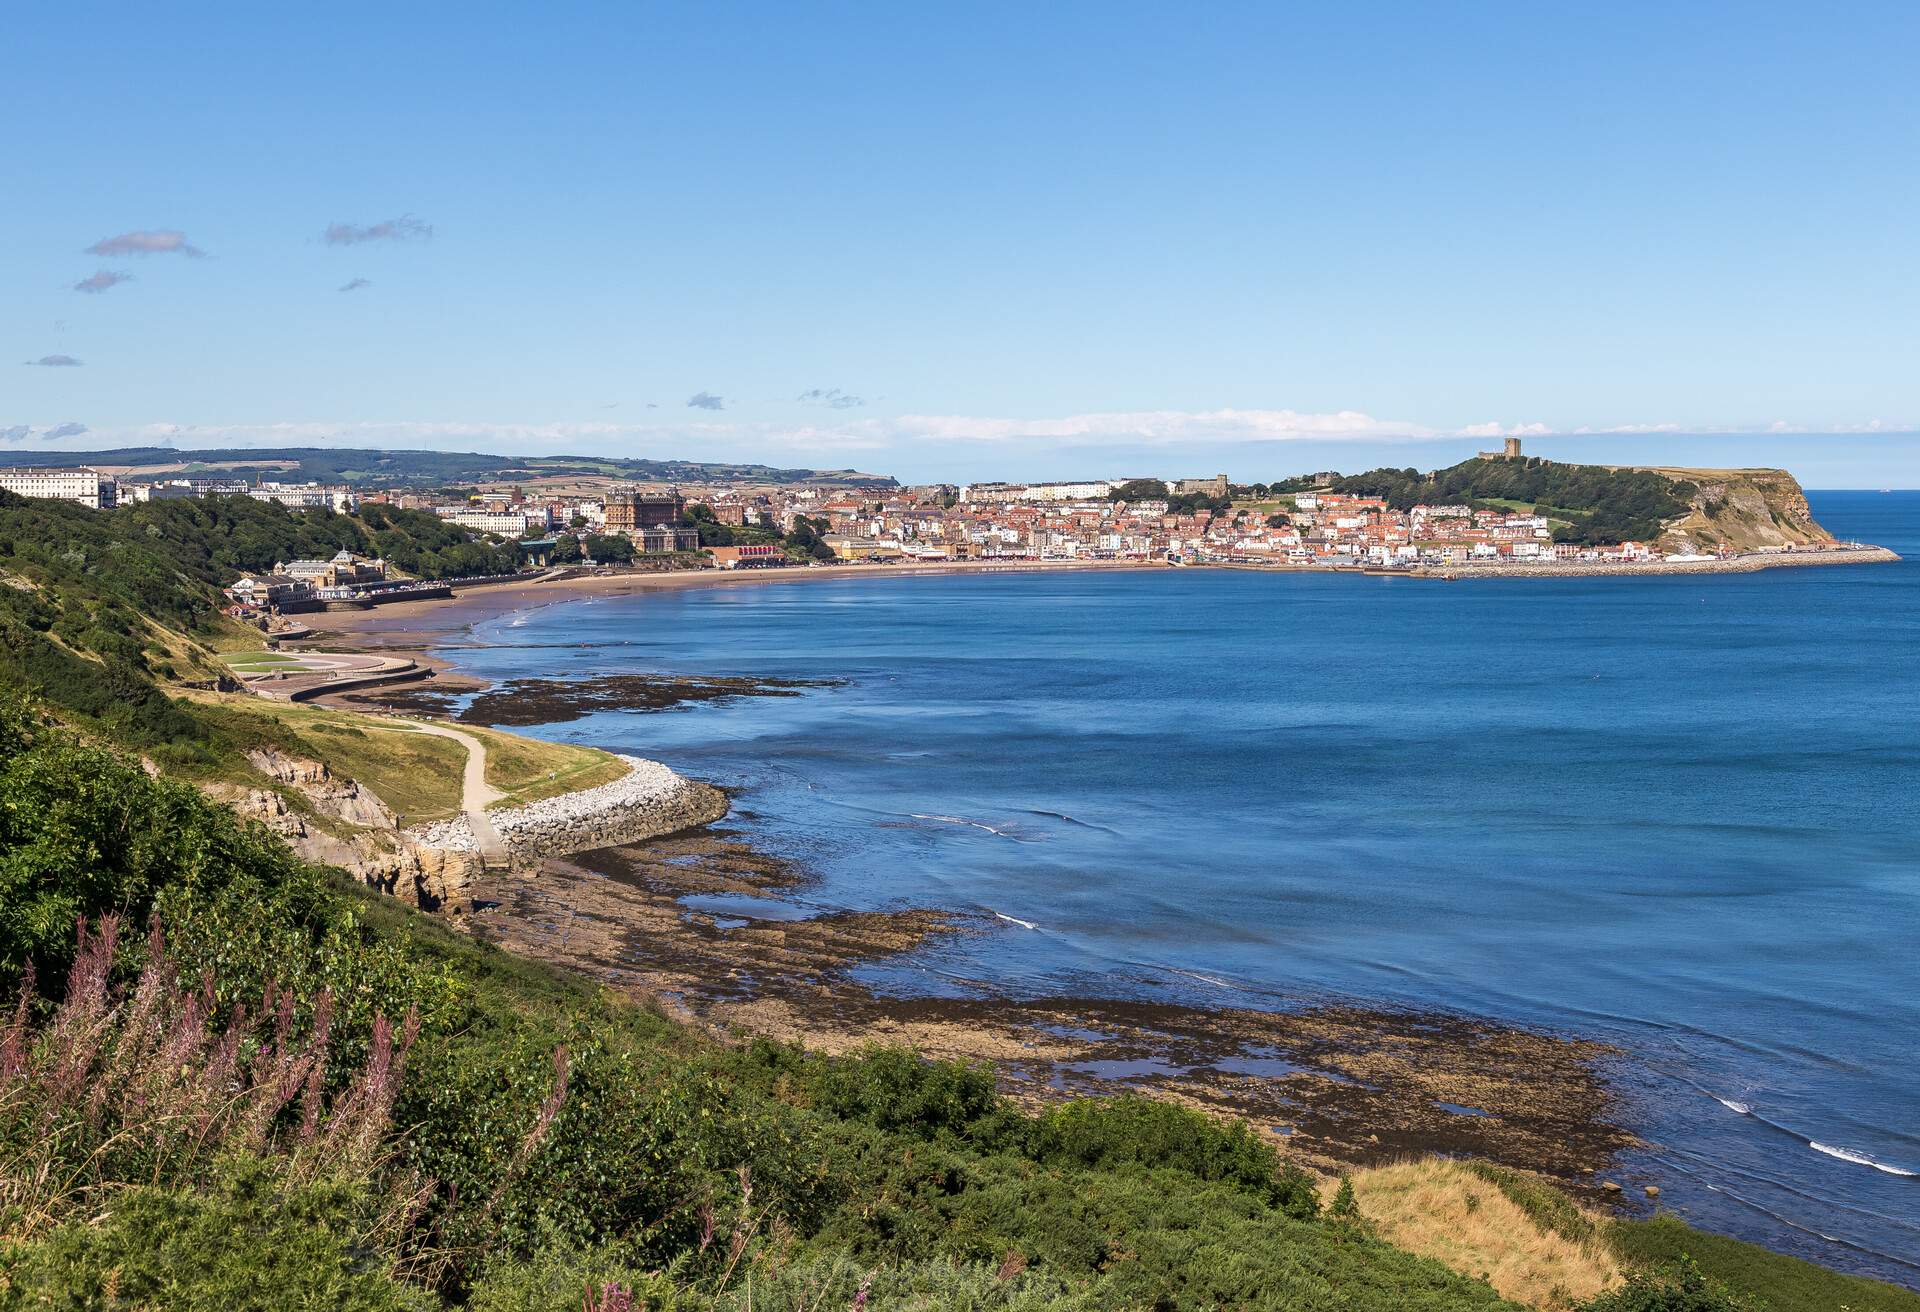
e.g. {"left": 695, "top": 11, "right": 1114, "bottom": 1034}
{"left": 0, "top": 1156, "right": 431, "bottom": 1311}
{"left": 1582, "top": 1257, "right": 1764, "bottom": 1311}
{"left": 1028, "top": 1095, "right": 1319, "bottom": 1218}
{"left": 813, "top": 1046, "right": 1001, "bottom": 1138}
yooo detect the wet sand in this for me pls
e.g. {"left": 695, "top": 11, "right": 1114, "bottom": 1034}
{"left": 470, "top": 827, "right": 1638, "bottom": 1191}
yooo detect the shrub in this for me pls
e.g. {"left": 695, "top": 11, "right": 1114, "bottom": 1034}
{"left": 1581, "top": 1257, "right": 1765, "bottom": 1311}
{"left": 1029, "top": 1095, "right": 1319, "bottom": 1218}
{"left": 813, "top": 1045, "right": 1001, "bottom": 1138}
{"left": 0, "top": 914, "right": 417, "bottom": 1239}
{"left": 0, "top": 1155, "right": 431, "bottom": 1311}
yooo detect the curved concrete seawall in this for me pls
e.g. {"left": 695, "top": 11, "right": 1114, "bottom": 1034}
{"left": 409, "top": 754, "right": 728, "bottom": 860}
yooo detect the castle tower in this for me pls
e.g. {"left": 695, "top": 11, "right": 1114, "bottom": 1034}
{"left": 1504, "top": 437, "right": 1523, "bottom": 459}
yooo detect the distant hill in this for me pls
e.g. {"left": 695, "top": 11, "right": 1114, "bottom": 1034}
{"left": 0, "top": 446, "right": 899, "bottom": 489}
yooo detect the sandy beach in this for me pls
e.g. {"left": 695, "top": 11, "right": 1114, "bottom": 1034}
{"left": 308, "top": 558, "right": 1167, "bottom": 652}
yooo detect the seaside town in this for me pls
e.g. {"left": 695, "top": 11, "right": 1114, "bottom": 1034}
{"left": 0, "top": 438, "right": 1880, "bottom": 619}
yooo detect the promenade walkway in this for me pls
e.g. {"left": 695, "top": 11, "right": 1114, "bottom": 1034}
{"left": 370, "top": 719, "right": 513, "bottom": 872}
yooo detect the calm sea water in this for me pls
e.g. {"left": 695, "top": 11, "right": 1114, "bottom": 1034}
{"left": 444, "top": 491, "right": 1919, "bottom": 1284}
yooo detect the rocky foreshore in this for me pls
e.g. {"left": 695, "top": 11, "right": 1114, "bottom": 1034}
{"left": 410, "top": 754, "right": 729, "bottom": 860}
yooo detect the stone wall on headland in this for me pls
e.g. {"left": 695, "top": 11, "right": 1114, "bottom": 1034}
{"left": 1415, "top": 544, "right": 1899, "bottom": 580}
{"left": 409, "top": 754, "right": 728, "bottom": 861}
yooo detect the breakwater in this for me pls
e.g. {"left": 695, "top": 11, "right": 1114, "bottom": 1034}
{"left": 1416, "top": 544, "right": 1899, "bottom": 580}
{"left": 409, "top": 754, "right": 728, "bottom": 859}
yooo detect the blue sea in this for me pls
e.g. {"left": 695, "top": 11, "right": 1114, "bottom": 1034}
{"left": 442, "top": 491, "right": 1920, "bottom": 1285}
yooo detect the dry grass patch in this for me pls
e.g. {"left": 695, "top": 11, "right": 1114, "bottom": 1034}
{"left": 180, "top": 693, "right": 469, "bottom": 824}
{"left": 1345, "top": 1159, "right": 1621, "bottom": 1310}
{"left": 466, "top": 724, "right": 629, "bottom": 808}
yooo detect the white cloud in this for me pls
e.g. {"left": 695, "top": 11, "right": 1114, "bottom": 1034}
{"left": 1457, "top": 421, "right": 1552, "bottom": 439}
{"left": 889, "top": 408, "right": 1439, "bottom": 444}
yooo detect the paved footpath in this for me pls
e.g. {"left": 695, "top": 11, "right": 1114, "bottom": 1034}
{"left": 370, "top": 719, "right": 513, "bottom": 870}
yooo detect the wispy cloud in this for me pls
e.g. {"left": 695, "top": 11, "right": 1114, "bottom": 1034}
{"left": 323, "top": 216, "right": 432, "bottom": 245}
{"left": 24, "top": 355, "right": 83, "bottom": 367}
{"left": 44, "top": 422, "right": 88, "bottom": 439}
{"left": 73, "top": 270, "right": 134, "bottom": 294}
{"left": 339, "top": 277, "right": 372, "bottom": 293}
{"left": 798, "top": 387, "right": 866, "bottom": 409}
{"left": 85, "top": 229, "right": 204, "bottom": 257}
{"left": 687, "top": 391, "right": 726, "bottom": 411}
{"left": 1457, "top": 421, "right": 1553, "bottom": 439}
{"left": 0, "top": 426, "right": 30, "bottom": 443}
{"left": 890, "top": 408, "right": 1439, "bottom": 445}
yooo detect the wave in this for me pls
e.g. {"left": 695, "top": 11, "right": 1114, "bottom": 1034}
{"left": 1696, "top": 1088, "right": 1918, "bottom": 1178}
{"left": 1162, "top": 966, "right": 1236, "bottom": 991}
{"left": 909, "top": 812, "right": 1041, "bottom": 842}
{"left": 1809, "top": 1142, "right": 1918, "bottom": 1178}
{"left": 992, "top": 910, "right": 1038, "bottom": 930}
{"left": 1025, "top": 808, "right": 1120, "bottom": 835}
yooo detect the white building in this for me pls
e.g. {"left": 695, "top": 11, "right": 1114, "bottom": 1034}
{"left": 248, "top": 482, "right": 357, "bottom": 513}
{"left": 436, "top": 506, "right": 541, "bottom": 537}
{"left": 126, "top": 480, "right": 198, "bottom": 503}
{"left": 0, "top": 466, "right": 117, "bottom": 509}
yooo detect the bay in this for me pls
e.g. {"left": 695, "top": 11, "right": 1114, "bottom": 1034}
{"left": 441, "top": 490, "right": 1920, "bottom": 1285}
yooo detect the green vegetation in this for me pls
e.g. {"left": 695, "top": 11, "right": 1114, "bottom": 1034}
{"left": 1319, "top": 459, "right": 1695, "bottom": 546}
{"left": 130, "top": 495, "right": 523, "bottom": 582}
{"left": 466, "top": 723, "right": 630, "bottom": 808}
{"left": 1107, "top": 480, "right": 1231, "bottom": 516}
{"left": 1610, "top": 1218, "right": 1920, "bottom": 1312}
{"left": 184, "top": 695, "right": 472, "bottom": 823}
{"left": 0, "top": 490, "right": 522, "bottom": 760}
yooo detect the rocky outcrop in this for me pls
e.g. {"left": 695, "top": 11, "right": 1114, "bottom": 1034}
{"left": 1640, "top": 467, "right": 1839, "bottom": 554}
{"left": 352, "top": 841, "right": 478, "bottom": 913}
{"left": 246, "top": 747, "right": 398, "bottom": 828}
{"left": 231, "top": 786, "right": 308, "bottom": 839}
{"left": 203, "top": 751, "right": 473, "bottom": 913}
{"left": 410, "top": 754, "right": 727, "bottom": 861}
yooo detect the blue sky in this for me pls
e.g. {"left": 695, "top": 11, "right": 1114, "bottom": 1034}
{"left": 6, "top": 1, "right": 1917, "bottom": 485}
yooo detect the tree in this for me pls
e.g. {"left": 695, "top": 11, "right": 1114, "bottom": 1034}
{"left": 1108, "top": 479, "right": 1169, "bottom": 502}
{"left": 584, "top": 535, "right": 635, "bottom": 564}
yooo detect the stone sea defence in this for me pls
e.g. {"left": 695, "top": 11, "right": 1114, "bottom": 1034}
{"left": 410, "top": 753, "right": 728, "bottom": 860}
{"left": 1419, "top": 544, "right": 1899, "bottom": 580}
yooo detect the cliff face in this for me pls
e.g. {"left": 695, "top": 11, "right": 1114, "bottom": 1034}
{"left": 1639, "top": 467, "right": 1836, "bottom": 553}
{"left": 213, "top": 750, "right": 478, "bottom": 913}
